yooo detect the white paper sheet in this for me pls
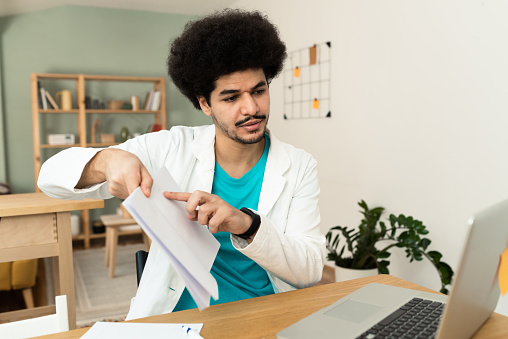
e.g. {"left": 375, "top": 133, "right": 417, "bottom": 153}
{"left": 80, "top": 322, "right": 203, "bottom": 339}
{"left": 123, "top": 167, "right": 220, "bottom": 309}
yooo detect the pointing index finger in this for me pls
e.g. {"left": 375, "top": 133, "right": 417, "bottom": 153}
{"left": 163, "top": 191, "right": 192, "bottom": 202}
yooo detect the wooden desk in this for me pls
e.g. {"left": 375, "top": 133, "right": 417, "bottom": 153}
{"left": 35, "top": 275, "right": 508, "bottom": 338}
{"left": 0, "top": 193, "right": 104, "bottom": 330}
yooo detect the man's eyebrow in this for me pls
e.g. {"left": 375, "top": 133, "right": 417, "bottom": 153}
{"left": 218, "top": 80, "right": 267, "bottom": 96}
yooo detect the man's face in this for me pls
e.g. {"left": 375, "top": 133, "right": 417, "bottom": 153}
{"left": 198, "top": 68, "right": 270, "bottom": 145}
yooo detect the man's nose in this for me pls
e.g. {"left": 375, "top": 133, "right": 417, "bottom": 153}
{"left": 239, "top": 93, "right": 258, "bottom": 115}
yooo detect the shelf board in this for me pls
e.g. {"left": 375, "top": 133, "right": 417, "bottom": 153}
{"left": 40, "top": 142, "right": 123, "bottom": 148}
{"left": 40, "top": 143, "right": 80, "bottom": 149}
{"left": 35, "top": 73, "right": 80, "bottom": 80}
{"left": 72, "top": 233, "right": 106, "bottom": 241}
{"left": 39, "top": 109, "right": 79, "bottom": 113}
{"left": 38, "top": 109, "right": 159, "bottom": 114}
{"left": 72, "top": 230, "right": 143, "bottom": 241}
{"left": 85, "top": 109, "right": 160, "bottom": 114}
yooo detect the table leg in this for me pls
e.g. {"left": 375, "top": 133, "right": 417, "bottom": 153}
{"left": 105, "top": 227, "right": 111, "bottom": 267}
{"left": 55, "top": 212, "right": 76, "bottom": 330}
{"left": 108, "top": 228, "right": 119, "bottom": 279}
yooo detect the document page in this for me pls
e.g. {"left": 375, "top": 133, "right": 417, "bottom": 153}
{"left": 80, "top": 322, "right": 203, "bottom": 339}
{"left": 123, "top": 167, "right": 219, "bottom": 309}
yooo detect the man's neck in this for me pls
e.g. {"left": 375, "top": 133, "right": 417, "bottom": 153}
{"left": 214, "top": 132, "right": 266, "bottom": 179}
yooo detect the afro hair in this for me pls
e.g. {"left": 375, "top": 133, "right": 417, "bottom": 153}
{"left": 167, "top": 9, "right": 287, "bottom": 109}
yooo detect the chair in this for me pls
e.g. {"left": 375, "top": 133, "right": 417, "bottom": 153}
{"left": 100, "top": 214, "right": 151, "bottom": 279}
{"left": 0, "top": 295, "right": 68, "bottom": 338}
{"left": 135, "top": 250, "right": 149, "bottom": 286}
{"left": 0, "top": 259, "right": 38, "bottom": 309}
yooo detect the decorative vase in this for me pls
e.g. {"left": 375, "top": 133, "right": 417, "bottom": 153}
{"left": 120, "top": 127, "right": 129, "bottom": 142}
{"left": 334, "top": 265, "right": 378, "bottom": 283}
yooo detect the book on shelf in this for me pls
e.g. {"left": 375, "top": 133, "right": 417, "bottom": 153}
{"left": 143, "top": 91, "right": 154, "bottom": 110}
{"left": 40, "top": 88, "right": 48, "bottom": 110}
{"left": 143, "top": 91, "right": 152, "bottom": 110}
{"left": 37, "top": 81, "right": 43, "bottom": 108}
{"left": 150, "top": 91, "right": 161, "bottom": 111}
{"left": 45, "top": 90, "right": 60, "bottom": 109}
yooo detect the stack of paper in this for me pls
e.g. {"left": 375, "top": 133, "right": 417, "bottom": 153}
{"left": 123, "top": 167, "right": 220, "bottom": 310}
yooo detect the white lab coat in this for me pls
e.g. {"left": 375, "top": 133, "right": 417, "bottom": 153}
{"left": 38, "top": 125, "right": 325, "bottom": 319}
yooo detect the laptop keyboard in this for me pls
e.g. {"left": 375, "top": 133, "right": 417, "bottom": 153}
{"left": 356, "top": 297, "right": 445, "bottom": 339}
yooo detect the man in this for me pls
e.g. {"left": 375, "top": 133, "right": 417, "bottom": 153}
{"left": 38, "top": 9, "right": 325, "bottom": 319}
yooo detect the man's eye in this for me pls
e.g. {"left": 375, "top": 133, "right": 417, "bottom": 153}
{"left": 254, "top": 89, "right": 265, "bottom": 95}
{"left": 224, "top": 96, "right": 238, "bottom": 102}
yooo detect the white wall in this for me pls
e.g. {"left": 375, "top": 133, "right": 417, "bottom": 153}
{"left": 233, "top": 0, "right": 508, "bottom": 314}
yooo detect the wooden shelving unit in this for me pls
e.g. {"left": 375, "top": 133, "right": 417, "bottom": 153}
{"left": 31, "top": 73, "right": 166, "bottom": 248}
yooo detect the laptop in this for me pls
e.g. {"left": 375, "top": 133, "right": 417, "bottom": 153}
{"left": 278, "top": 198, "right": 508, "bottom": 339}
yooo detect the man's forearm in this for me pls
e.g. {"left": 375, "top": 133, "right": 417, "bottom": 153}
{"left": 75, "top": 150, "right": 107, "bottom": 188}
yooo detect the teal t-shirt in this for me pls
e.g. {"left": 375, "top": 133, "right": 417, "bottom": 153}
{"left": 174, "top": 135, "right": 274, "bottom": 311}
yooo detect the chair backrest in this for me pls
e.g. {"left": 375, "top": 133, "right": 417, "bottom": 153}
{"left": 0, "top": 295, "right": 68, "bottom": 338}
{"left": 135, "top": 250, "right": 149, "bottom": 286}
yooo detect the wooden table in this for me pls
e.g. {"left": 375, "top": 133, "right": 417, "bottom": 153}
{"left": 0, "top": 193, "right": 103, "bottom": 330}
{"left": 35, "top": 274, "right": 508, "bottom": 338}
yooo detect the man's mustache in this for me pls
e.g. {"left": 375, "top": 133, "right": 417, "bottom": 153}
{"left": 235, "top": 115, "right": 267, "bottom": 127}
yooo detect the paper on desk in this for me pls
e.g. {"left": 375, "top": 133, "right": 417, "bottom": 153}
{"left": 123, "top": 167, "right": 220, "bottom": 309}
{"left": 80, "top": 322, "right": 203, "bottom": 339}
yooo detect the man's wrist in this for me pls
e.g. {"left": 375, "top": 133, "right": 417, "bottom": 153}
{"left": 235, "top": 208, "right": 261, "bottom": 240}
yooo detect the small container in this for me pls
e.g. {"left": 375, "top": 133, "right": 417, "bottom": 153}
{"left": 108, "top": 100, "right": 125, "bottom": 110}
{"left": 131, "top": 96, "right": 139, "bottom": 111}
{"left": 71, "top": 214, "right": 81, "bottom": 236}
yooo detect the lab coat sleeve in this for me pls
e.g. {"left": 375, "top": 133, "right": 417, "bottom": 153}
{"left": 37, "top": 131, "right": 173, "bottom": 200}
{"left": 37, "top": 147, "right": 112, "bottom": 200}
{"left": 231, "top": 156, "right": 325, "bottom": 290}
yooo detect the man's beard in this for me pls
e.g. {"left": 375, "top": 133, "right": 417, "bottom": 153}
{"left": 212, "top": 113, "right": 268, "bottom": 145}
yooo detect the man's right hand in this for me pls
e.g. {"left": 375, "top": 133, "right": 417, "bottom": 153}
{"left": 75, "top": 148, "right": 153, "bottom": 199}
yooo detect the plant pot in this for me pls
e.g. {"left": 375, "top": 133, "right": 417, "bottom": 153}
{"left": 334, "top": 265, "right": 378, "bottom": 283}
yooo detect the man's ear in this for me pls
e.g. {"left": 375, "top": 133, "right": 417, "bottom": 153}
{"left": 197, "top": 96, "right": 212, "bottom": 116}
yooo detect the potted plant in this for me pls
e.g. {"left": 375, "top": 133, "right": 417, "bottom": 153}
{"left": 326, "top": 200, "right": 454, "bottom": 294}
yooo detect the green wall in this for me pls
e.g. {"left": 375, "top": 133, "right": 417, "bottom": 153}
{"left": 0, "top": 57, "right": 5, "bottom": 184}
{"left": 0, "top": 5, "right": 211, "bottom": 194}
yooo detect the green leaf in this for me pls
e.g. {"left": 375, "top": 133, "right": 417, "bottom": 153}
{"left": 438, "top": 262, "right": 454, "bottom": 285}
{"left": 419, "top": 238, "right": 431, "bottom": 250}
{"left": 377, "top": 251, "right": 391, "bottom": 259}
{"left": 378, "top": 260, "right": 390, "bottom": 274}
{"left": 427, "top": 251, "right": 443, "bottom": 265}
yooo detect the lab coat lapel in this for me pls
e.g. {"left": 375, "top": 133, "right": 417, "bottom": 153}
{"left": 258, "top": 133, "right": 289, "bottom": 215}
{"left": 191, "top": 126, "right": 216, "bottom": 193}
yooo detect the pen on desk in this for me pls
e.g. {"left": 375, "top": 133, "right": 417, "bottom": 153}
{"left": 181, "top": 325, "right": 204, "bottom": 338}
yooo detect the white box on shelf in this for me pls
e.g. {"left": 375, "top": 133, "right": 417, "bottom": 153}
{"left": 48, "top": 134, "right": 75, "bottom": 145}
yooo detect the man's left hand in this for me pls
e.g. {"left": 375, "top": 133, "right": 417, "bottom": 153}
{"left": 163, "top": 190, "right": 255, "bottom": 240}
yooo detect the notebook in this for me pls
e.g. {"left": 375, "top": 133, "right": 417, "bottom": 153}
{"left": 278, "top": 198, "right": 508, "bottom": 339}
